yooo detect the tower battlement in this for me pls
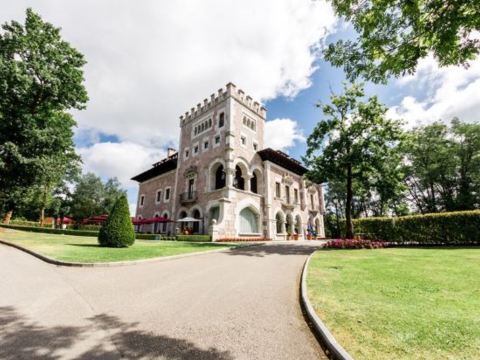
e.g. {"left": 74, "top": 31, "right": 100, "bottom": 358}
{"left": 179, "top": 82, "right": 267, "bottom": 125}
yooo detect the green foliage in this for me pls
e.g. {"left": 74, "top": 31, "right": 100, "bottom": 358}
{"left": 176, "top": 235, "right": 212, "bottom": 242}
{"left": 0, "top": 9, "right": 87, "bottom": 219}
{"left": 325, "top": 0, "right": 480, "bottom": 82}
{"left": 70, "top": 173, "right": 126, "bottom": 222}
{"left": 403, "top": 118, "right": 480, "bottom": 212}
{"left": 98, "top": 195, "right": 135, "bottom": 247}
{"left": 354, "top": 210, "right": 480, "bottom": 245}
{"left": 304, "top": 83, "right": 405, "bottom": 238}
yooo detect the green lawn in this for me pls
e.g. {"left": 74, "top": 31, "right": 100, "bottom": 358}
{"left": 0, "top": 229, "right": 232, "bottom": 263}
{"left": 307, "top": 248, "right": 480, "bottom": 360}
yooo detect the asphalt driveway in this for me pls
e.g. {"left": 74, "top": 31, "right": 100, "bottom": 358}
{"left": 0, "top": 242, "right": 326, "bottom": 359}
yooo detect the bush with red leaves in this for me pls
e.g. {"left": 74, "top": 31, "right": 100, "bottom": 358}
{"left": 323, "top": 239, "right": 387, "bottom": 249}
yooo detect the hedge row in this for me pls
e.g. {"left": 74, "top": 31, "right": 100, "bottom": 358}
{"left": 176, "top": 235, "right": 211, "bottom": 242}
{"left": 353, "top": 210, "right": 480, "bottom": 245}
{"left": 0, "top": 224, "right": 209, "bottom": 242}
{"left": 0, "top": 224, "right": 99, "bottom": 237}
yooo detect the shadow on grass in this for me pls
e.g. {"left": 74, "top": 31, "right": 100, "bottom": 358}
{"left": 0, "top": 306, "right": 233, "bottom": 360}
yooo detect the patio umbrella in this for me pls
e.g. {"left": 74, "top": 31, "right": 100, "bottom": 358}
{"left": 176, "top": 217, "right": 201, "bottom": 222}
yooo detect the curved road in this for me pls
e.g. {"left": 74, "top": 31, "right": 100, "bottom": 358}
{"left": 0, "top": 242, "right": 326, "bottom": 360}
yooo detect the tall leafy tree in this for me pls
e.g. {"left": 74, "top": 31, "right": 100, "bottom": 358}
{"left": 304, "top": 83, "right": 404, "bottom": 238}
{"left": 0, "top": 8, "right": 88, "bottom": 222}
{"left": 452, "top": 118, "right": 480, "bottom": 210}
{"left": 70, "top": 173, "right": 126, "bottom": 223}
{"left": 325, "top": 0, "right": 480, "bottom": 82}
{"left": 403, "top": 119, "right": 480, "bottom": 212}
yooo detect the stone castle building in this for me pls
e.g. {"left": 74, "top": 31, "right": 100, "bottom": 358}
{"left": 132, "top": 83, "right": 325, "bottom": 240}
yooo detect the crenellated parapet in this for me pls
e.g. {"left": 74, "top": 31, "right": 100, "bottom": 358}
{"left": 179, "top": 82, "right": 266, "bottom": 126}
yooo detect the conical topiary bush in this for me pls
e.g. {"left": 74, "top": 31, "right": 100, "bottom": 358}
{"left": 98, "top": 195, "right": 135, "bottom": 247}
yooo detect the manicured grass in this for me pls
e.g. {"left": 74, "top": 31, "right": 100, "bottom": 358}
{"left": 307, "top": 248, "right": 480, "bottom": 360}
{"left": 0, "top": 229, "right": 232, "bottom": 263}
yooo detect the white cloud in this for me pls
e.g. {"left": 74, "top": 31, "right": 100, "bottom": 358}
{"left": 265, "top": 118, "right": 305, "bottom": 151}
{"left": 77, "top": 142, "right": 164, "bottom": 189}
{"left": 1, "top": 0, "right": 337, "bottom": 148}
{"left": 387, "top": 55, "right": 480, "bottom": 128}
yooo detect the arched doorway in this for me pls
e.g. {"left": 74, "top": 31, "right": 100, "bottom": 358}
{"left": 295, "top": 215, "right": 302, "bottom": 235}
{"left": 239, "top": 207, "right": 259, "bottom": 234}
{"left": 161, "top": 211, "right": 169, "bottom": 233}
{"left": 275, "top": 212, "right": 285, "bottom": 234}
{"left": 153, "top": 214, "right": 160, "bottom": 233}
{"left": 286, "top": 213, "right": 293, "bottom": 235}
{"left": 192, "top": 209, "right": 201, "bottom": 234}
{"left": 178, "top": 210, "right": 187, "bottom": 232}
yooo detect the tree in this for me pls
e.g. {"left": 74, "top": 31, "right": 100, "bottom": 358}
{"left": 98, "top": 195, "right": 135, "bottom": 247}
{"left": 0, "top": 8, "right": 88, "bottom": 222}
{"left": 403, "top": 119, "right": 480, "bottom": 212}
{"left": 70, "top": 173, "right": 126, "bottom": 223}
{"left": 324, "top": 0, "right": 480, "bottom": 83}
{"left": 304, "top": 83, "right": 404, "bottom": 238}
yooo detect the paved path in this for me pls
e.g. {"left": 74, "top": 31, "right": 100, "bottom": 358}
{"left": 0, "top": 242, "right": 326, "bottom": 360}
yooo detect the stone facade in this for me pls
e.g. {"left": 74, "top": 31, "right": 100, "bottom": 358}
{"left": 132, "top": 83, "right": 325, "bottom": 240}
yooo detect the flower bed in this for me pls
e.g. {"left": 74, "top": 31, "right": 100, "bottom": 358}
{"left": 324, "top": 238, "right": 386, "bottom": 249}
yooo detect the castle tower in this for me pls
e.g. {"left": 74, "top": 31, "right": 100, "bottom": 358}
{"left": 173, "top": 83, "right": 267, "bottom": 237}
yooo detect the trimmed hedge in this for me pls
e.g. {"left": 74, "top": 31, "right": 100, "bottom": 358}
{"left": 176, "top": 234, "right": 211, "bottom": 242}
{"left": 98, "top": 196, "right": 135, "bottom": 247}
{"left": 354, "top": 210, "right": 480, "bottom": 245}
{"left": 0, "top": 223, "right": 99, "bottom": 237}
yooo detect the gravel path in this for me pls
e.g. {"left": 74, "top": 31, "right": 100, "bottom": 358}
{"left": 0, "top": 242, "right": 326, "bottom": 359}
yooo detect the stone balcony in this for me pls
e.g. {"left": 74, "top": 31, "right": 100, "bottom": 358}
{"left": 280, "top": 197, "right": 299, "bottom": 210}
{"left": 180, "top": 191, "right": 198, "bottom": 204}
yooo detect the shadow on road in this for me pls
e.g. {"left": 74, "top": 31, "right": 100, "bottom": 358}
{"left": 225, "top": 243, "right": 321, "bottom": 257}
{"left": 0, "top": 306, "right": 233, "bottom": 360}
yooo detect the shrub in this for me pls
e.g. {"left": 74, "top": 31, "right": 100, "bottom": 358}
{"left": 0, "top": 224, "right": 99, "bottom": 237}
{"left": 176, "top": 234, "right": 211, "bottom": 242}
{"left": 98, "top": 195, "right": 135, "bottom": 247}
{"left": 353, "top": 210, "right": 480, "bottom": 245}
{"left": 324, "top": 239, "right": 386, "bottom": 249}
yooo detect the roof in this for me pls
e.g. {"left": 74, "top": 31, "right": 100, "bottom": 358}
{"left": 257, "top": 148, "right": 308, "bottom": 176}
{"left": 131, "top": 153, "right": 178, "bottom": 182}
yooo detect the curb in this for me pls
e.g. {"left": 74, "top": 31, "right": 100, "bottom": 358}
{"left": 300, "top": 252, "right": 354, "bottom": 360}
{"left": 0, "top": 239, "right": 262, "bottom": 268}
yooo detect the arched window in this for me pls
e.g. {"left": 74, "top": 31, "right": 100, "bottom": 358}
{"left": 215, "top": 165, "right": 226, "bottom": 190}
{"left": 276, "top": 212, "right": 284, "bottom": 234}
{"left": 239, "top": 207, "right": 259, "bottom": 234}
{"left": 233, "top": 166, "right": 245, "bottom": 190}
{"left": 250, "top": 172, "right": 258, "bottom": 194}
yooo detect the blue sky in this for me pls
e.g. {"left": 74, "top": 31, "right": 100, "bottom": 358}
{"left": 2, "top": 0, "right": 480, "bottom": 214}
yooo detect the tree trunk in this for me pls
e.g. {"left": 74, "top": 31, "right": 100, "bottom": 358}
{"left": 39, "top": 185, "right": 49, "bottom": 226}
{"left": 2, "top": 209, "right": 13, "bottom": 224}
{"left": 345, "top": 164, "right": 354, "bottom": 239}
